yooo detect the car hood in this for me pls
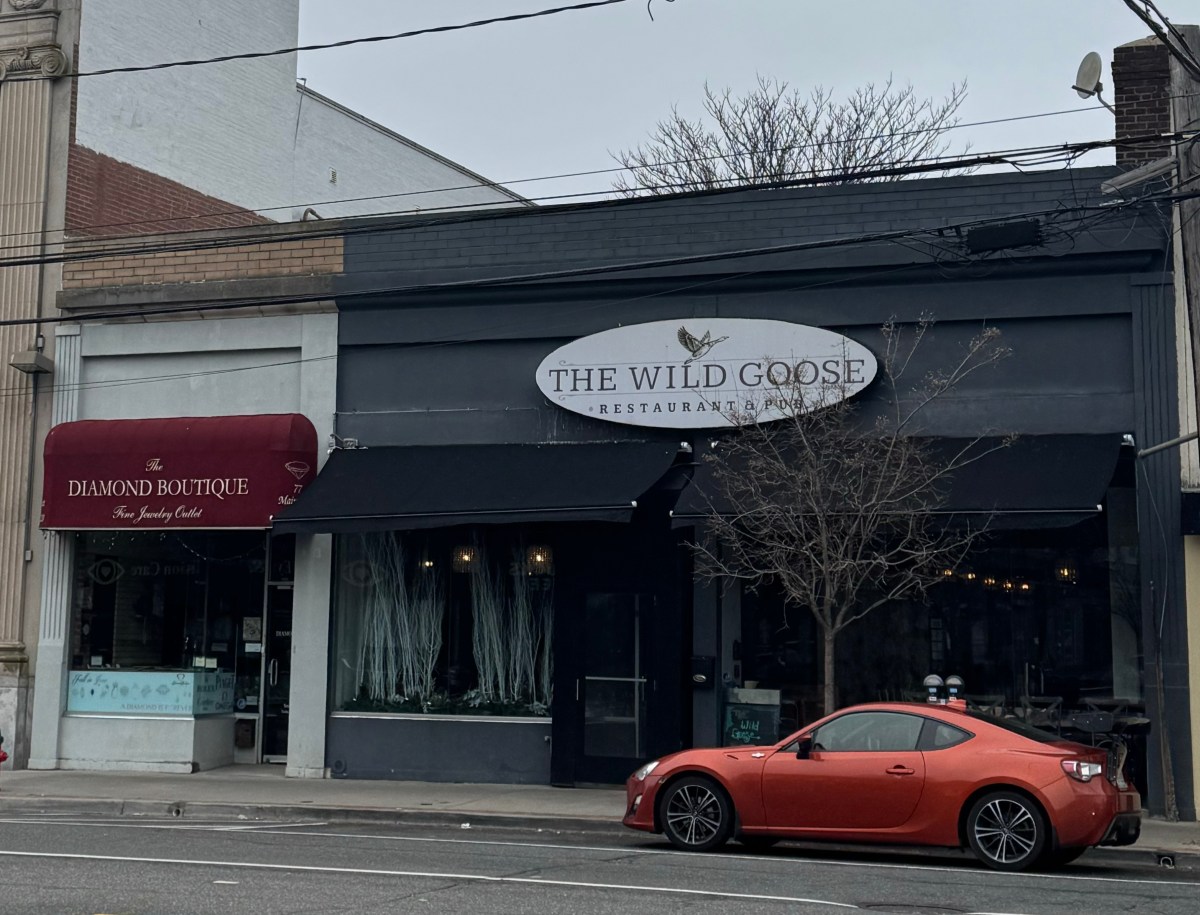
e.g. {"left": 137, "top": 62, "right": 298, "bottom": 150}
{"left": 657, "top": 744, "right": 779, "bottom": 770}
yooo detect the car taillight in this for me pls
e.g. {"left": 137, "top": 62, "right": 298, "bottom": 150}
{"left": 1062, "top": 759, "right": 1104, "bottom": 782}
{"left": 1107, "top": 745, "right": 1129, "bottom": 789}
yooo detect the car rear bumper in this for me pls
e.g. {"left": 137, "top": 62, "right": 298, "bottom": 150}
{"left": 1100, "top": 812, "right": 1141, "bottom": 847}
{"left": 1044, "top": 777, "right": 1140, "bottom": 847}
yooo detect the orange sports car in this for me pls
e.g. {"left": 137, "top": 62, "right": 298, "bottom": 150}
{"left": 623, "top": 700, "right": 1141, "bottom": 871}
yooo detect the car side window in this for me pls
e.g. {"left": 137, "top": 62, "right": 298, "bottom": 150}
{"left": 811, "top": 712, "right": 923, "bottom": 752}
{"left": 919, "top": 720, "right": 973, "bottom": 750}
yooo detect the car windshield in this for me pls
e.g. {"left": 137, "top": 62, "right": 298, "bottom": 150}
{"left": 966, "top": 710, "right": 1061, "bottom": 744}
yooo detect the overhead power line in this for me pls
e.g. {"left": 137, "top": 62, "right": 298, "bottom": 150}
{"left": 0, "top": 102, "right": 1113, "bottom": 249}
{"left": 0, "top": 259, "right": 945, "bottom": 403}
{"left": 46, "top": 1, "right": 631, "bottom": 81}
{"left": 1122, "top": 0, "right": 1200, "bottom": 82}
{"left": 0, "top": 132, "right": 1180, "bottom": 274}
{"left": 0, "top": 192, "right": 1165, "bottom": 402}
{"left": 1, "top": 190, "right": 1169, "bottom": 334}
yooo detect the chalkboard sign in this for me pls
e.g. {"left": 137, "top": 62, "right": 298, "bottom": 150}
{"left": 723, "top": 703, "right": 780, "bottom": 746}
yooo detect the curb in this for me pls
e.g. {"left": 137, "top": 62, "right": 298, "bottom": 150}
{"left": 0, "top": 796, "right": 622, "bottom": 836}
{"left": 1, "top": 796, "right": 1196, "bottom": 870}
{"left": 1091, "top": 844, "right": 1200, "bottom": 870}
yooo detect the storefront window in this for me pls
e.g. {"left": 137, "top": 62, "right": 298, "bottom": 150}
{"left": 332, "top": 530, "right": 555, "bottom": 717}
{"left": 738, "top": 512, "right": 1143, "bottom": 719}
{"left": 69, "top": 531, "right": 266, "bottom": 685}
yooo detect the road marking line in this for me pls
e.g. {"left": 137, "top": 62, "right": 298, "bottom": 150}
{"left": 0, "top": 818, "right": 328, "bottom": 831}
{"left": 0, "top": 849, "right": 857, "bottom": 908}
{"left": 107, "top": 826, "right": 1192, "bottom": 889}
{"left": 0, "top": 818, "right": 1191, "bottom": 889}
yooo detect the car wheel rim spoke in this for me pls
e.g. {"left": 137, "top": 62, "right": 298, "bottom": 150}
{"left": 667, "top": 785, "right": 722, "bottom": 846}
{"left": 975, "top": 798, "right": 1037, "bottom": 863}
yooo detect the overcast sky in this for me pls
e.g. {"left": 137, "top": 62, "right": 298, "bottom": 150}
{"left": 295, "top": 1, "right": 1184, "bottom": 204}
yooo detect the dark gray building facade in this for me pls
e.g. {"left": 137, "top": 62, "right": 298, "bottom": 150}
{"left": 276, "top": 167, "right": 1191, "bottom": 818}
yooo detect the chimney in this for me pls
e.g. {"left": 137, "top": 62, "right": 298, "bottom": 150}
{"left": 1111, "top": 37, "right": 1172, "bottom": 168}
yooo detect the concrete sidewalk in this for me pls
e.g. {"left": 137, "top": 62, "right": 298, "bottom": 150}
{"left": 0, "top": 765, "right": 623, "bottom": 831}
{"left": 0, "top": 765, "right": 1197, "bottom": 867}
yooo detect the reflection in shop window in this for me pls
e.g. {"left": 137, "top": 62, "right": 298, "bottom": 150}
{"left": 332, "top": 531, "right": 554, "bottom": 717}
{"left": 71, "top": 531, "right": 268, "bottom": 671}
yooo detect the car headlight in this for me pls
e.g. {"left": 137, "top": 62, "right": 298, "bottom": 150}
{"left": 632, "top": 760, "right": 660, "bottom": 781}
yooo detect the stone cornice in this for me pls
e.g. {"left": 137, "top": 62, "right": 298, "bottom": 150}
{"left": 0, "top": 41, "right": 67, "bottom": 80}
{"left": 0, "top": 0, "right": 61, "bottom": 62}
{"left": 0, "top": 643, "right": 29, "bottom": 665}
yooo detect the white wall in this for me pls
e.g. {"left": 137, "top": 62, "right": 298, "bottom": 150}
{"left": 78, "top": 316, "right": 333, "bottom": 425}
{"left": 290, "top": 88, "right": 525, "bottom": 220}
{"left": 31, "top": 312, "right": 338, "bottom": 773}
{"left": 75, "top": 0, "right": 300, "bottom": 212}
{"left": 75, "top": 0, "right": 522, "bottom": 219}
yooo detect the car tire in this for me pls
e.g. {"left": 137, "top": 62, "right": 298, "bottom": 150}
{"left": 660, "top": 775, "right": 734, "bottom": 852}
{"left": 737, "top": 835, "right": 780, "bottom": 850}
{"left": 966, "top": 790, "right": 1048, "bottom": 872}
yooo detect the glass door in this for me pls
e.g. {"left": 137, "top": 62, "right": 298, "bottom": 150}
{"left": 261, "top": 584, "right": 293, "bottom": 762}
{"left": 577, "top": 592, "right": 649, "bottom": 781}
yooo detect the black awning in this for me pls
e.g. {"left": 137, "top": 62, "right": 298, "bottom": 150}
{"left": 672, "top": 434, "right": 1123, "bottom": 530}
{"left": 272, "top": 441, "right": 684, "bottom": 533}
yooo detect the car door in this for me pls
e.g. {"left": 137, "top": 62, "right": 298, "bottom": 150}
{"left": 761, "top": 711, "right": 926, "bottom": 830}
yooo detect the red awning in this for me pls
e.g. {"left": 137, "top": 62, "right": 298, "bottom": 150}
{"left": 41, "top": 414, "right": 318, "bottom": 530}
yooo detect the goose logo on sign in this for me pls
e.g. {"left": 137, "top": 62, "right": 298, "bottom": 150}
{"left": 535, "top": 318, "right": 878, "bottom": 429}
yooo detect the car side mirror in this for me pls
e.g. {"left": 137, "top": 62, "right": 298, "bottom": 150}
{"left": 795, "top": 735, "right": 813, "bottom": 760}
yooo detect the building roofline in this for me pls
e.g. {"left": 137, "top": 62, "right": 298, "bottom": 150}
{"left": 296, "top": 82, "right": 533, "bottom": 207}
{"left": 340, "top": 164, "right": 1127, "bottom": 232}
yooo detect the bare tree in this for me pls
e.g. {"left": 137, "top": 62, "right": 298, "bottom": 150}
{"left": 613, "top": 75, "right": 970, "bottom": 196}
{"left": 694, "top": 320, "right": 1011, "bottom": 715}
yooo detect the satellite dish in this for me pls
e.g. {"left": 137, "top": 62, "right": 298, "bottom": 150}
{"left": 1074, "top": 51, "right": 1103, "bottom": 98}
{"left": 1071, "top": 51, "right": 1114, "bottom": 113}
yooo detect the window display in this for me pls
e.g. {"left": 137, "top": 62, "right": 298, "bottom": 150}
{"left": 332, "top": 530, "right": 554, "bottom": 716}
{"left": 69, "top": 531, "right": 268, "bottom": 716}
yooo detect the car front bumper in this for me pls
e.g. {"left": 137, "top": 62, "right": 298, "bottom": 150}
{"left": 622, "top": 774, "right": 662, "bottom": 833}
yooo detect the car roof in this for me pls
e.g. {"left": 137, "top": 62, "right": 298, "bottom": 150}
{"left": 830, "top": 701, "right": 971, "bottom": 720}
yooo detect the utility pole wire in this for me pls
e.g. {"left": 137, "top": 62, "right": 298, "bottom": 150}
{"left": 47, "top": 1, "right": 630, "bottom": 81}
{"left": 0, "top": 132, "right": 1181, "bottom": 274}
{"left": 0, "top": 103, "right": 1111, "bottom": 249}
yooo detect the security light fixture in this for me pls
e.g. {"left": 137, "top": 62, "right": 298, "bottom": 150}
{"left": 9, "top": 350, "right": 52, "bottom": 374}
{"left": 965, "top": 220, "right": 1043, "bottom": 254}
{"left": 1100, "top": 158, "right": 1175, "bottom": 195}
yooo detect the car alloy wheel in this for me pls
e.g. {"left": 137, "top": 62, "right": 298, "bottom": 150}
{"left": 661, "top": 775, "right": 733, "bottom": 852}
{"left": 966, "top": 790, "right": 1047, "bottom": 871}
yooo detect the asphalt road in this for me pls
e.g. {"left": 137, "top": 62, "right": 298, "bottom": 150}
{"left": 0, "top": 813, "right": 1194, "bottom": 914}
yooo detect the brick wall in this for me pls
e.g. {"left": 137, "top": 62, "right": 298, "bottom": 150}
{"left": 62, "top": 222, "right": 343, "bottom": 289}
{"left": 67, "top": 145, "right": 272, "bottom": 237}
{"left": 1112, "top": 38, "right": 1172, "bottom": 167}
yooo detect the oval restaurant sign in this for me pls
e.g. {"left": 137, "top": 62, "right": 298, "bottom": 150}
{"left": 535, "top": 318, "right": 878, "bottom": 429}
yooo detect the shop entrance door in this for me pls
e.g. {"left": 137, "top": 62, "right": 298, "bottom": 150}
{"left": 569, "top": 592, "right": 666, "bottom": 784}
{"left": 261, "top": 584, "right": 293, "bottom": 762}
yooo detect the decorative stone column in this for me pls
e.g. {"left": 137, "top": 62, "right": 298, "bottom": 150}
{"left": 0, "top": 0, "right": 70, "bottom": 765}
{"left": 27, "top": 324, "right": 80, "bottom": 768}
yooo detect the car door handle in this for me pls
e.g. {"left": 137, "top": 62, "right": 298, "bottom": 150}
{"left": 886, "top": 765, "right": 915, "bottom": 776}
